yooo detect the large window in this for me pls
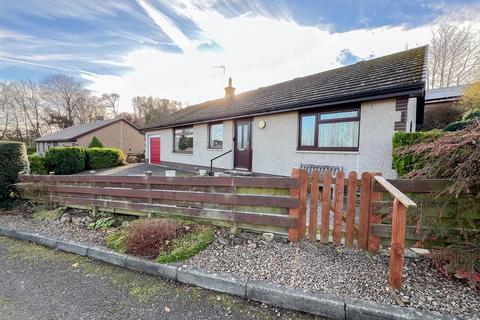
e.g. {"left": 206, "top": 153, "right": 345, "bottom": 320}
{"left": 298, "top": 108, "right": 360, "bottom": 151}
{"left": 174, "top": 127, "right": 193, "bottom": 153}
{"left": 208, "top": 122, "right": 223, "bottom": 149}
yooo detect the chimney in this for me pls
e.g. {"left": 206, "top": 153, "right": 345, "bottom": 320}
{"left": 224, "top": 77, "right": 235, "bottom": 98}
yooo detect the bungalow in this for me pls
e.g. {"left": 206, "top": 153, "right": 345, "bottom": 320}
{"left": 143, "top": 46, "right": 427, "bottom": 178}
{"left": 35, "top": 117, "right": 144, "bottom": 155}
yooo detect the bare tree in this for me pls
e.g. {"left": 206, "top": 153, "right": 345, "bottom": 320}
{"left": 76, "top": 94, "right": 108, "bottom": 123}
{"left": 41, "top": 73, "right": 87, "bottom": 128}
{"left": 102, "top": 93, "right": 120, "bottom": 118}
{"left": 11, "top": 80, "right": 43, "bottom": 140}
{"left": 428, "top": 24, "right": 480, "bottom": 89}
{"left": 131, "top": 96, "right": 182, "bottom": 127}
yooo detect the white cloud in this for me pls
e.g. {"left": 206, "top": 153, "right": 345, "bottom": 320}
{"left": 84, "top": 2, "right": 480, "bottom": 112}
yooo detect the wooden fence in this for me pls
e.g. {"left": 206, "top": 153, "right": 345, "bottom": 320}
{"left": 20, "top": 174, "right": 303, "bottom": 235}
{"left": 21, "top": 169, "right": 456, "bottom": 289}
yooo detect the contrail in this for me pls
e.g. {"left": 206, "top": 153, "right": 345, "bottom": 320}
{"left": 0, "top": 56, "right": 98, "bottom": 77}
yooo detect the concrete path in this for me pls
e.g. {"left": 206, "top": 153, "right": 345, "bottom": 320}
{"left": 0, "top": 236, "right": 320, "bottom": 320}
{"left": 79, "top": 163, "right": 192, "bottom": 177}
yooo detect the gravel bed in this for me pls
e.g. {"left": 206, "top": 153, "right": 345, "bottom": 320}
{"left": 0, "top": 212, "right": 106, "bottom": 247}
{"left": 187, "top": 231, "right": 480, "bottom": 320}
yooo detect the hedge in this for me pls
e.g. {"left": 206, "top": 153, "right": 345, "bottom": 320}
{"left": 0, "top": 141, "right": 29, "bottom": 206}
{"left": 28, "top": 154, "right": 47, "bottom": 175}
{"left": 86, "top": 147, "right": 126, "bottom": 169}
{"left": 392, "top": 131, "right": 444, "bottom": 176}
{"left": 45, "top": 146, "right": 86, "bottom": 175}
{"left": 88, "top": 136, "right": 104, "bottom": 148}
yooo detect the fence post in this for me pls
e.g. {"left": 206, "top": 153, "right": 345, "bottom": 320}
{"left": 345, "top": 171, "right": 357, "bottom": 247}
{"left": 298, "top": 169, "right": 308, "bottom": 240}
{"left": 358, "top": 172, "right": 372, "bottom": 249}
{"left": 308, "top": 170, "right": 320, "bottom": 241}
{"left": 288, "top": 168, "right": 300, "bottom": 242}
{"left": 145, "top": 171, "right": 153, "bottom": 218}
{"left": 368, "top": 173, "right": 382, "bottom": 253}
{"left": 389, "top": 198, "right": 407, "bottom": 289}
{"left": 320, "top": 170, "right": 332, "bottom": 243}
{"left": 333, "top": 171, "right": 345, "bottom": 245}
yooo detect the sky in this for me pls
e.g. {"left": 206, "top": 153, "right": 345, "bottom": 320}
{"left": 1, "top": 0, "right": 480, "bottom": 112}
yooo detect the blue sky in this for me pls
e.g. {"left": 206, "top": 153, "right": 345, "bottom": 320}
{"left": 1, "top": 0, "right": 480, "bottom": 111}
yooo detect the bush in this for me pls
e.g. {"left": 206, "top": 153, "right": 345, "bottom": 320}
{"left": 28, "top": 154, "right": 47, "bottom": 174}
{"left": 462, "top": 109, "right": 480, "bottom": 121}
{"left": 26, "top": 145, "right": 36, "bottom": 155}
{"left": 45, "top": 146, "right": 86, "bottom": 175}
{"left": 444, "top": 120, "right": 469, "bottom": 132}
{"left": 86, "top": 148, "right": 126, "bottom": 169}
{"left": 156, "top": 225, "right": 214, "bottom": 264}
{"left": 124, "top": 219, "right": 183, "bottom": 258}
{"left": 88, "top": 136, "right": 104, "bottom": 148}
{"left": 0, "top": 141, "right": 29, "bottom": 206}
{"left": 392, "top": 131, "right": 444, "bottom": 176}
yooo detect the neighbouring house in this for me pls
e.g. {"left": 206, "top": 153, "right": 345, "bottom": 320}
{"left": 143, "top": 46, "right": 428, "bottom": 178}
{"left": 35, "top": 118, "right": 144, "bottom": 155}
{"left": 423, "top": 85, "right": 466, "bottom": 130}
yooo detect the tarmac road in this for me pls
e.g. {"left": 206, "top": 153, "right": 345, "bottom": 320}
{"left": 0, "top": 236, "right": 322, "bottom": 320}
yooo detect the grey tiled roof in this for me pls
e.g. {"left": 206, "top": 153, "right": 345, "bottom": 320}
{"left": 144, "top": 46, "right": 427, "bottom": 130}
{"left": 35, "top": 118, "right": 120, "bottom": 142}
{"left": 425, "top": 85, "right": 466, "bottom": 102}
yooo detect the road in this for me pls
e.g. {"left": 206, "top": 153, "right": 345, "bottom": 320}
{"left": 0, "top": 236, "right": 321, "bottom": 320}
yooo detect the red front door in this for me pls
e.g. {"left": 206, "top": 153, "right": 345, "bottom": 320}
{"left": 150, "top": 137, "right": 161, "bottom": 165}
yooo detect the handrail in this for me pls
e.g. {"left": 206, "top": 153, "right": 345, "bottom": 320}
{"left": 374, "top": 176, "right": 417, "bottom": 208}
{"left": 209, "top": 149, "right": 232, "bottom": 176}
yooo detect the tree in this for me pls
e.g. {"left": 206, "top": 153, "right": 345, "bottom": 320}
{"left": 102, "top": 93, "right": 120, "bottom": 118}
{"left": 428, "top": 24, "right": 480, "bottom": 89}
{"left": 11, "top": 80, "right": 43, "bottom": 140}
{"left": 457, "top": 82, "right": 480, "bottom": 112}
{"left": 0, "top": 82, "right": 12, "bottom": 139}
{"left": 131, "top": 96, "right": 182, "bottom": 127}
{"left": 88, "top": 136, "right": 104, "bottom": 148}
{"left": 41, "top": 73, "right": 87, "bottom": 128}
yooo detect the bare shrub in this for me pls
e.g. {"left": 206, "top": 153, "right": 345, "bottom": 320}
{"left": 124, "top": 219, "right": 183, "bottom": 258}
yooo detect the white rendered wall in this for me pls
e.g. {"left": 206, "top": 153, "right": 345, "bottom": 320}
{"left": 145, "top": 98, "right": 406, "bottom": 178}
{"left": 145, "top": 120, "right": 234, "bottom": 169}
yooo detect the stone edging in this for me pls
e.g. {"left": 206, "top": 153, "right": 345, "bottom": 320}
{"left": 0, "top": 226, "right": 458, "bottom": 320}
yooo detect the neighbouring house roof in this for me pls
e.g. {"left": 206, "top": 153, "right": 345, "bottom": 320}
{"left": 35, "top": 118, "right": 138, "bottom": 142}
{"left": 144, "top": 46, "right": 427, "bottom": 131}
{"left": 425, "top": 84, "right": 467, "bottom": 103}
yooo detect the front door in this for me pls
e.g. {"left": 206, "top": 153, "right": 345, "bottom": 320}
{"left": 234, "top": 119, "right": 252, "bottom": 170}
{"left": 150, "top": 137, "right": 161, "bottom": 165}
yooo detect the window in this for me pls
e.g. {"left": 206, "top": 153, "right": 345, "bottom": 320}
{"left": 208, "top": 123, "right": 223, "bottom": 149}
{"left": 174, "top": 127, "right": 193, "bottom": 153}
{"left": 298, "top": 108, "right": 360, "bottom": 151}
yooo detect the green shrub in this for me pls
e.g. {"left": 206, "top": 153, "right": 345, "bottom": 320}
{"left": 0, "top": 141, "right": 29, "bottom": 206}
{"left": 462, "top": 109, "right": 480, "bottom": 121}
{"left": 26, "top": 145, "right": 36, "bottom": 155}
{"left": 392, "top": 131, "right": 444, "bottom": 176}
{"left": 88, "top": 136, "right": 104, "bottom": 148}
{"left": 443, "top": 120, "right": 469, "bottom": 132}
{"left": 45, "top": 146, "right": 86, "bottom": 175}
{"left": 86, "top": 147, "right": 125, "bottom": 169}
{"left": 156, "top": 225, "right": 214, "bottom": 264}
{"left": 28, "top": 154, "right": 47, "bottom": 175}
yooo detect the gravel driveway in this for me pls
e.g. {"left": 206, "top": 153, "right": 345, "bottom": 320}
{"left": 0, "top": 236, "right": 321, "bottom": 320}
